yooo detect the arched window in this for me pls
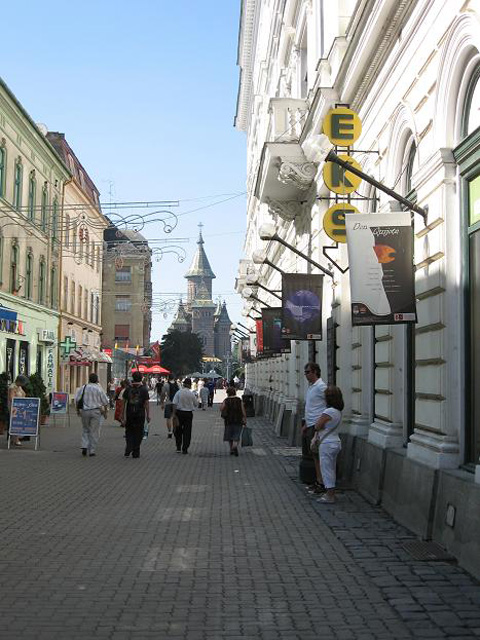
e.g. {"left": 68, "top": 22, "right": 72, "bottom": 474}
{"left": 28, "top": 171, "right": 36, "bottom": 221}
{"left": 404, "top": 141, "right": 417, "bottom": 198}
{"left": 0, "top": 146, "right": 6, "bottom": 198}
{"left": 72, "top": 221, "right": 78, "bottom": 254}
{"left": 25, "top": 252, "right": 33, "bottom": 299}
{"left": 51, "top": 197, "right": 58, "bottom": 246}
{"left": 41, "top": 184, "right": 48, "bottom": 232}
{"left": 38, "top": 260, "right": 46, "bottom": 304}
{"left": 10, "top": 244, "right": 18, "bottom": 293}
{"left": 463, "top": 67, "right": 480, "bottom": 137}
{"left": 13, "top": 159, "right": 23, "bottom": 211}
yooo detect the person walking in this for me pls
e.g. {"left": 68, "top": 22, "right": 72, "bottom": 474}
{"left": 171, "top": 377, "right": 197, "bottom": 454}
{"left": 220, "top": 386, "right": 246, "bottom": 456}
{"left": 75, "top": 373, "right": 109, "bottom": 457}
{"left": 121, "top": 371, "right": 150, "bottom": 458}
{"left": 302, "top": 362, "right": 327, "bottom": 493}
{"left": 206, "top": 379, "right": 215, "bottom": 407}
{"left": 199, "top": 378, "right": 209, "bottom": 410}
{"left": 113, "top": 379, "right": 129, "bottom": 424}
{"left": 160, "top": 375, "right": 179, "bottom": 438}
{"left": 155, "top": 379, "right": 164, "bottom": 405}
{"left": 312, "top": 386, "right": 344, "bottom": 504}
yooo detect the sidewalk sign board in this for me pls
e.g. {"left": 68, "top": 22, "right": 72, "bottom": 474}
{"left": 8, "top": 397, "right": 40, "bottom": 450}
{"left": 51, "top": 391, "right": 70, "bottom": 427}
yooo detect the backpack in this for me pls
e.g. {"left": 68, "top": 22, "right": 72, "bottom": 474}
{"left": 126, "top": 385, "right": 144, "bottom": 418}
{"left": 168, "top": 381, "right": 179, "bottom": 402}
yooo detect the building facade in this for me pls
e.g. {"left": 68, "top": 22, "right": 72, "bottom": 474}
{"left": 0, "top": 79, "right": 70, "bottom": 393}
{"left": 46, "top": 132, "right": 110, "bottom": 394}
{"left": 102, "top": 227, "right": 152, "bottom": 379}
{"left": 236, "top": 0, "right": 480, "bottom": 578}
{"left": 169, "top": 227, "right": 232, "bottom": 361}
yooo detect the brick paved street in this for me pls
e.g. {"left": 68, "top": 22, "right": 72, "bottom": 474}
{"left": 1, "top": 393, "right": 480, "bottom": 639}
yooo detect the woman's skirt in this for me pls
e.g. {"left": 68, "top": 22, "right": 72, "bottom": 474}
{"left": 114, "top": 399, "right": 124, "bottom": 423}
{"left": 223, "top": 422, "right": 243, "bottom": 442}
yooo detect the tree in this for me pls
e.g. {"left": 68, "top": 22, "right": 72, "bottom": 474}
{"left": 160, "top": 330, "right": 204, "bottom": 376}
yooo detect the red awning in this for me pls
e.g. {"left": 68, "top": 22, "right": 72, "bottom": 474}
{"left": 147, "top": 365, "right": 170, "bottom": 374}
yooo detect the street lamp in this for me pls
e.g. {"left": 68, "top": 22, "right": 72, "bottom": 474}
{"left": 241, "top": 286, "right": 272, "bottom": 308}
{"left": 259, "top": 224, "right": 334, "bottom": 278}
{"left": 245, "top": 272, "right": 282, "bottom": 301}
{"left": 252, "top": 249, "right": 285, "bottom": 275}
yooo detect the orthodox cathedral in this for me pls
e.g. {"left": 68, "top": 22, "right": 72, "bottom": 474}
{"left": 169, "top": 225, "right": 232, "bottom": 361}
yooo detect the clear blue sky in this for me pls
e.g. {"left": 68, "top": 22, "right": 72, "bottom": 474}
{"left": 1, "top": 0, "right": 246, "bottom": 340}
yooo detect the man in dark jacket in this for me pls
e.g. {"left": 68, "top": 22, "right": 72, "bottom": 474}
{"left": 121, "top": 372, "right": 150, "bottom": 458}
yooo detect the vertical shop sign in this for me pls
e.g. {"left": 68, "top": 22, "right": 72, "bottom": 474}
{"left": 46, "top": 347, "right": 55, "bottom": 393}
{"left": 345, "top": 213, "right": 417, "bottom": 325}
{"left": 281, "top": 274, "right": 323, "bottom": 340}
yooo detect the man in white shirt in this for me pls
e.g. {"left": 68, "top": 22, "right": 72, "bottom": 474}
{"left": 75, "top": 373, "right": 109, "bottom": 457}
{"left": 172, "top": 377, "right": 198, "bottom": 454}
{"left": 302, "top": 362, "right": 327, "bottom": 489}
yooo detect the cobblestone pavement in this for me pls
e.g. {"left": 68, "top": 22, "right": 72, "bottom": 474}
{"left": 0, "top": 395, "right": 479, "bottom": 639}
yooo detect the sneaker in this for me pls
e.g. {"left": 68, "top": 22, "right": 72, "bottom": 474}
{"left": 176, "top": 449, "right": 182, "bottom": 454}
{"left": 317, "top": 494, "right": 335, "bottom": 504}
{"left": 168, "top": 433, "right": 172, "bottom": 439}
{"left": 82, "top": 448, "right": 87, "bottom": 457}
{"left": 89, "top": 453, "right": 96, "bottom": 457}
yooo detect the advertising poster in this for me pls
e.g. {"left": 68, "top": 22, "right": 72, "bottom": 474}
{"left": 281, "top": 274, "right": 323, "bottom": 340}
{"left": 9, "top": 397, "right": 40, "bottom": 437}
{"left": 262, "top": 308, "right": 291, "bottom": 355}
{"left": 256, "top": 319, "right": 263, "bottom": 356}
{"left": 345, "top": 213, "right": 417, "bottom": 325}
{"left": 51, "top": 392, "right": 69, "bottom": 414}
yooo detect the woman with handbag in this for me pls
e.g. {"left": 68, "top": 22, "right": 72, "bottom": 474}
{"left": 220, "top": 386, "right": 246, "bottom": 456}
{"left": 311, "top": 386, "right": 344, "bottom": 504}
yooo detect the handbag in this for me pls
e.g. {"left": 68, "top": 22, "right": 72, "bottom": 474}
{"left": 76, "top": 385, "right": 87, "bottom": 411}
{"left": 143, "top": 420, "right": 149, "bottom": 440}
{"left": 310, "top": 419, "right": 341, "bottom": 455}
{"left": 241, "top": 426, "right": 253, "bottom": 447}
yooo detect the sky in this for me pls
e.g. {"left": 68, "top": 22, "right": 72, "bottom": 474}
{"left": 1, "top": 0, "right": 246, "bottom": 340}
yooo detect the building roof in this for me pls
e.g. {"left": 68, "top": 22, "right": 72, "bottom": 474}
{"left": 184, "top": 228, "right": 216, "bottom": 279}
{"left": 170, "top": 300, "right": 191, "bottom": 328}
{"left": 216, "top": 301, "right": 232, "bottom": 324}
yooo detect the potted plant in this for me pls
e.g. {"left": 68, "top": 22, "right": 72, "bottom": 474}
{"left": 28, "top": 372, "right": 50, "bottom": 424}
{"left": 0, "top": 372, "right": 9, "bottom": 434}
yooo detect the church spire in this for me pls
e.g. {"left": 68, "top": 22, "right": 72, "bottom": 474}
{"left": 184, "top": 222, "right": 216, "bottom": 280}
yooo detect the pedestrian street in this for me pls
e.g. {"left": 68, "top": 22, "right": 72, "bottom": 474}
{"left": 0, "top": 393, "right": 479, "bottom": 640}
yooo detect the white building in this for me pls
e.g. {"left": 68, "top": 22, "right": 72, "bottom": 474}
{"left": 235, "top": 0, "right": 480, "bottom": 578}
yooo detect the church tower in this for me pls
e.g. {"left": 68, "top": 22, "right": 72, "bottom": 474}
{"left": 185, "top": 224, "right": 216, "bottom": 356}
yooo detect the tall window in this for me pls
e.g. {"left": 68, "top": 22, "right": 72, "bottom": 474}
{"left": 41, "top": 184, "right": 48, "bottom": 232}
{"left": 78, "top": 285, "right": 83, "bottom": 317}
{"left": 115, "top": 296, "right": 131, "bottom": 312}
{"left": 65, "top": 215, "right": 70, "bottom": 248}
{"left": 25, "top": 252, "right": 33, "bottom": 299}
{"left": 10, "top": 244, "right": 18, "bottom": 293}
{"left": 84, "top": 289, "right": 88, "bottom": 319}
{"left": 38, "top": 260, "right": 45, "bottom": 304}
{"left": 13, "top": 159, "right": 22, "bottom": 211}
{"left": 63, "top": 276, "right": 69, "bottom": 310}
{"left": 96, "top": 246, "right": 100, "bottom": 273}
{"left": 0, "top": 233, "right": 3, "bottom": 284}
{"left": 95, "top": 295, "right": 100, "bottom": 325}
{"left": 28, "top": 172, "right": 36, "bottom": 221}
{"left": 0, "top": 146, "right": 6, "bottom": 198}
{"left": 51, "top": 197, "right": 58, "bottom": 246}
{"left": 72, "top": 222, "right": 78, "bottom": 254}
{"left": 50, "top": 267, "right": 57, "bottom": 308}
{"left": 71, "top": 280, "right": 76, "bottom": 315}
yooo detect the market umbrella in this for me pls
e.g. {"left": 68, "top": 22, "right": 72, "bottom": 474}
{"left": 188, "top": 372, "right": 204, "bottom": 378}
{"left": 205, "top": 370, "right": 222, "bottom": 379}
{"left": 147, "top": 365, "right": 170, "bottom": 374}
{"left": 131, "top": 365, "right": 148, "bottom": 373}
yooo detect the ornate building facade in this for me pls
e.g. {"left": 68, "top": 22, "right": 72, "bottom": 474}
{"left": 169, "top": 226, "right": 232, "bottom": 361}
{"left": 235, "top": 0, "right": 480, "bottom": 578}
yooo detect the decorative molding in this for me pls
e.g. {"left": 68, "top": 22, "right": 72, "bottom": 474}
{"left": 265, "top": 197, "right": 303, "bottom": 221}
{"left": 277, "top": 159, "right": 316, "bottom": 190}
{"left": 415, "top": 322, "right": 445, "bottom": 335}
{"left": 416, "top": 357, "right": 446, "bottom": 366}
{"left": 415, "top": 251, "right": 444, "bottom": 271}
{"left": 416, "top": 285, "right": 445, "bottom": 300}
{"left": 415, "top": 393, "right": 445, "bottom": 401}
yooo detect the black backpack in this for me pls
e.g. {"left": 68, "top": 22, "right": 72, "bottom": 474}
{"left": 126, "top": 385, "right": 144, "bottom": 417}
{"left": 168, "top": 381, "right": 179, "bottom": 402}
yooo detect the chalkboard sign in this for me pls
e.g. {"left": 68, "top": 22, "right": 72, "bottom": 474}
{"left": 9, "top": 397, "right": 40, "bottom": 437}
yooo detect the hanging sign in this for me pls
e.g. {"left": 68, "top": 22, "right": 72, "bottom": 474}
{"left": 281, "top": 274, "right": 323, "bottom": 340}
{"left": 323, "top": 106, "right": 362, "bottom": 146}
{"left": 256, "top": 319, "right": 263, "bottom": 355}
{"left": 262, "top": 308, "right": 290, "bottom": 355}
{"left": 323, "top": 203, "right": 361, "bottom": 243}
{"left": 345, "top": 213, "right": 417, "bottom": 325}
{"left": 323, "top": 154, "right": 362, "bottom": 195}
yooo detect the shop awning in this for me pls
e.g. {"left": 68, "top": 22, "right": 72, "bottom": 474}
{"left": 0, "top": 305, "right": 17, "bottom": 322}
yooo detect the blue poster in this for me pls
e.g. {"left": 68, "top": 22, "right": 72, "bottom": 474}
{"left": 9, "top": 397, "right": 40, "bottom": 436}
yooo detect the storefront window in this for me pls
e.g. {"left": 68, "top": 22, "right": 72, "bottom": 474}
{"left": 18, "top": 341, "right": 29, "bottom": 376}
